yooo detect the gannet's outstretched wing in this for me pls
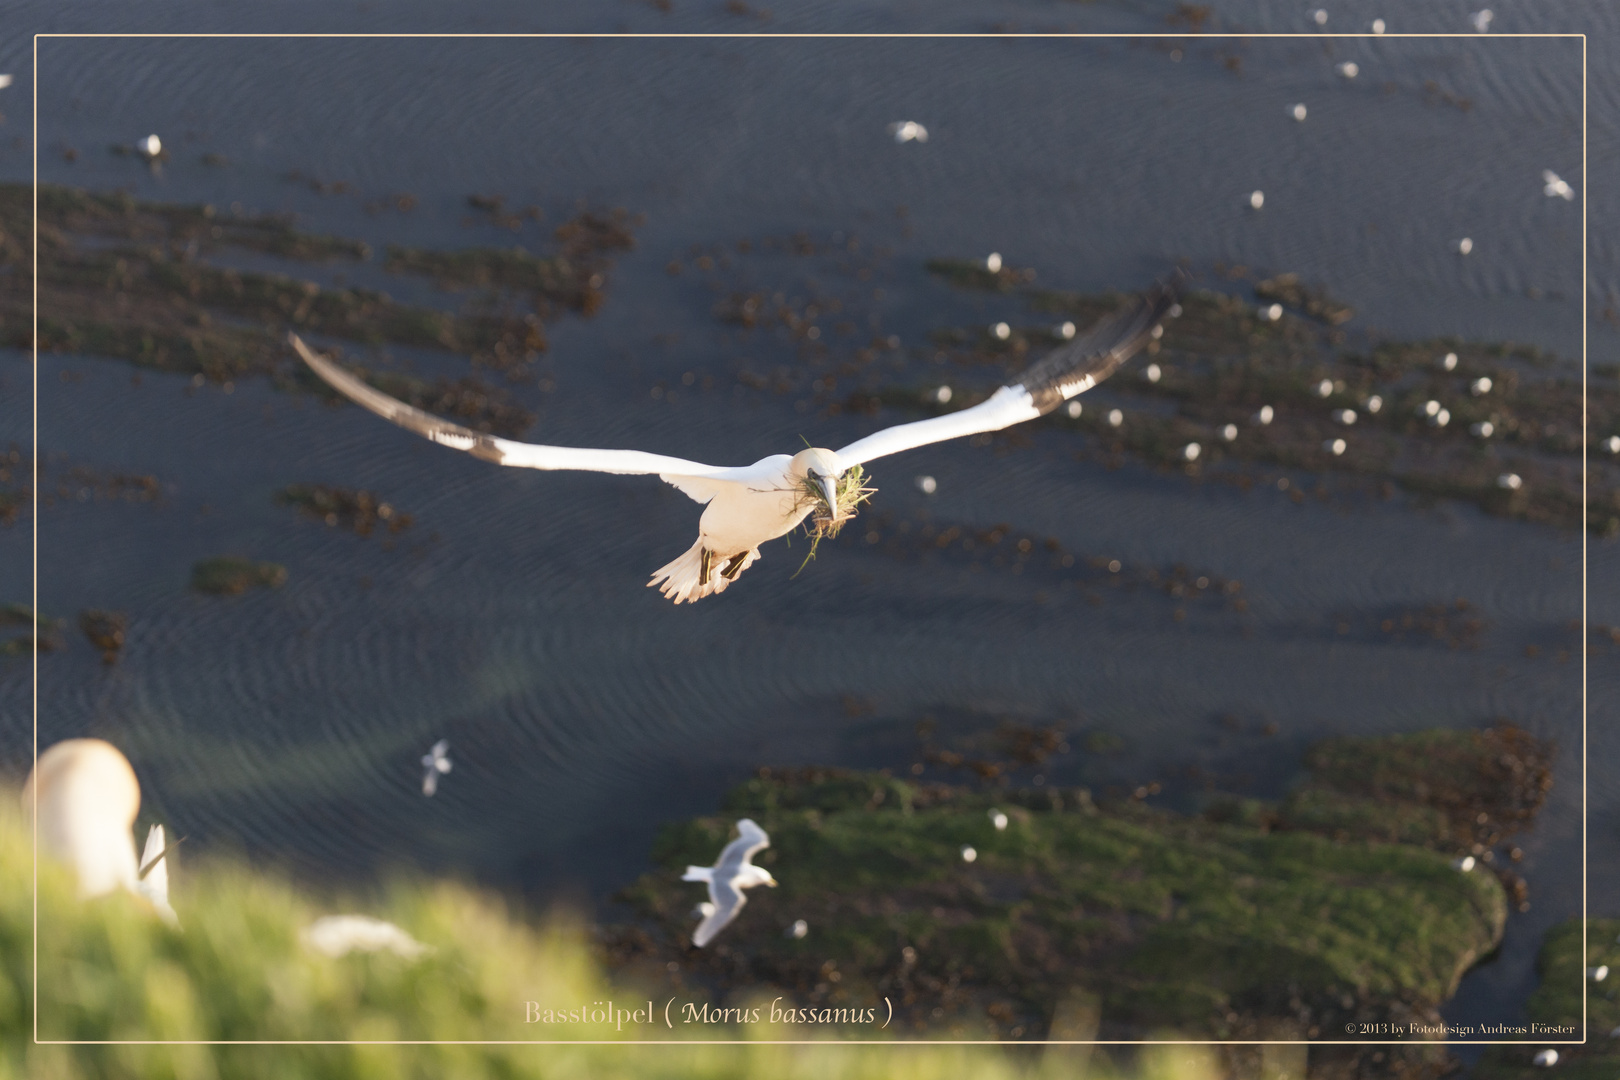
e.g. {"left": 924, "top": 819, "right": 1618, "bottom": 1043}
{"left": 291, "top": 334, "right": 750, "bottom": 502}
{"left": 715, "top": 818, "right": 770, "bottom": 875}
{"left": 693, "top": 877, "right": 746, "bottom": 947}
{"left": 833, "top": 279, "right": 1179, "bottom": 467}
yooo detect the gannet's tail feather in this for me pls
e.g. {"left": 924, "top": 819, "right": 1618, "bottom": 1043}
{"left": 648, "top": 540, "right": 760, "bottom": 605}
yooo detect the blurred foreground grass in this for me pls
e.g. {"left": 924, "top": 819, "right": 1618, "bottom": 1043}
{"left": 0, "top": 791, "right": 1226, "bottom": 1080}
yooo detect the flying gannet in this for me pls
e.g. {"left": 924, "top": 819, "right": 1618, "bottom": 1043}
{"left": 681, "top": 817, "right": 776, "bottom": 947}
{"left": 291, "top": 277, "right": 1177, "bottom": 603}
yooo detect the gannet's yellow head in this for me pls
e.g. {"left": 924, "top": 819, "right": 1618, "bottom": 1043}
{"left": 790, "top": 448, "right": 845, "bottom": 516}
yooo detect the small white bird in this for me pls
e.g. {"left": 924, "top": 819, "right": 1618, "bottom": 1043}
{"left": 0, "top": 75, "right": 12, "bottom": 90}
{"left": 421, "top": 739, "right": 452, "bottom": 796}
{"left": 1333, "top": 409, "right": 1357, "bottom": 425}
{"left": 1064, "top": 400, "right": 1083, "bottom": 419}
{"left": 992, "top": 321, "right": 1011, "bottom": 340}
{"left": 1532, "top": 1049, "right": 1557, "bottom": 1067}
{"left": 1441, "top": 352, "right": 1458, "bottom": 371}
{"left": 1471, "top": 377, "right": 1493, "bottom": 395}
{"left": 1255, "top": 405, "right": 1275, "bottom": 425}
{"left": 1312, "top": 9, "right": 1328, "bottom": 25}
{"left": 1260, "top": 303, "right": 1283, "bottom": 322}
{"left": 915, "top": 475, "right": 938, "bottom": 494}
{"left": 1365, "top": 395, "right": 1383, "bottom": 413}
{"left": 1542, "top": 170, "right": 1574, "bottom": 200}
{"left": 303, "top": 915, "right": 433, "bottom": 959}
{"left": 1497, "top": 473, "right": 1522, "bottom": 490}
{"left": 1144, "top": 363, "right": 1161, "bottom": 383}
{"left": 683, "top": 818, "right": 776, "bottom": 947}
{"left": 989, "top": 809, "right": 1008, "bottom": 831}
{"left": 1590, "top": 965, "right": 1610, "bottom": 982}
{"left": 1470, "top": 421, "right": 1495, "bottom": 438}
{"left": 1336, "top": 62, "right": 1359, "bottom": 79}
{"left": 1289, "top": 103, "right": 1308, "bottom": 121}
{"left": 293, "top": 279, "right": 1178, "bottom": 605}
{"left": 960, "top": 845, "right": 978, "bottom": 863}
{"left": 788, "top": 918, "right": 808, "bottom": 939}
{"left": 1316, "top": 379, "right": 1335, "bottom": 398}
{"left": 888, "top": 121, "right": 928, "bottom": 144}
{"left": 1249, "top": 190, "right": 1265, "bottom": 210}
{"left": 1107, "top": 409, "right": 1124, "bottom": 427}
{"left": 1182, "top": 442, "right": 1201, "bottom": 462}
{"left": 931, "top": 385, "right": 953, "bottom": 404}
{"left": 1056, "top": 321, "right": 1077, "bottom": 340}
{"left": 1605, "top": 435, "right": 1620, "bottom": 454}
{"left": 1371, "top": 18, "right": 1385, "bottom": 34}
{"left": 1324, "top": 438, "right": 1346, "bottom": 456}
{"left": 985, "top": 252, "right": 1003, "bottom": 273}
{"left": 1470, "top": 9, "right": 1493, "bottom": 33}
{"left": 1221, "top": 423, "right": 1238, "bottom": 442}
{"left": 1453, "top": 855, "right": 1476, "bottom": 871}
{"left": 136, "top": 134, "right": 162, "bottom": 159}
{"left": 1457, "top": 238, "right": 1474, "bottom": 255}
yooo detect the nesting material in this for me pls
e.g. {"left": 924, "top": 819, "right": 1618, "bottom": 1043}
{"left": 799, "top": 465, "right": 876, "bottom": 542}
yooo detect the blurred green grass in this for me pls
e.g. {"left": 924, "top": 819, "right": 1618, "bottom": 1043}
{"left": 0, "top": 792, "right": 1229, "bottom": 1080}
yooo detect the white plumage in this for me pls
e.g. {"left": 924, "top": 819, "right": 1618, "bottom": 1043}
{"left": 292, "top": 279, "right": 1176, "bottom": 603}
{"left": 682, "top": 818, "right": 776, "bottom": 947}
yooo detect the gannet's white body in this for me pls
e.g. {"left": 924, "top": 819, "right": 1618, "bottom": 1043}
{"left": 293, "top": 278, "right": 1177, "bottom": 603}
{"left": 682, "top": 817, "right": 776, "bottom": 947}
{"left": 24, "top": 738, "right": 179, "bottom": 926}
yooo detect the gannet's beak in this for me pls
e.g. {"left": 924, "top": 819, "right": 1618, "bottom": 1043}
{"left": 817, "top": 474, "right": 840, "bottom": 517}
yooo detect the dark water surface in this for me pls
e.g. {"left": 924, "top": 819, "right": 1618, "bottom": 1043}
{"left": 1, "top": 2, "right": 1614, "bottom": 1042}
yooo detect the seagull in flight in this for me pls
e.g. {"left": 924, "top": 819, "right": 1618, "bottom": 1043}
{"left": 421, "top": 739, "right": 452, "bottom": 796}
{"left": 291, "top": 277, "right": 1177, "bottom": 603}
{"left": 681, "top": 818, "right": 776, "bottom": 947}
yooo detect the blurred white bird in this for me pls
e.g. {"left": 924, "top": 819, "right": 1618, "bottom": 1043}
{"left": 1312, "top": 9, "right": 1328, "bottom": 25}
{"left": 888, "top": 121, "right": 928, "bottom": 144}
{"left": 1289, "top": 103, "right": 1307, "bottom": 121}
{"left": 1532, "top": 1050, "right": 1557, "bottom": 1067}
{"left": 136, "top": 134, "right": 162, "bottom": 159}
{"left": 421, "top": 739, "right": 452, "bottom": 796}
{"left": 0, "top": 75, "right": 12, "bottom": 90}
{"left": 1457, "top": 238, "right": 1474, "bottom": 255}
{"left": 1371, "top": 18, "right": 1385, "bottom": 34}
{"left": 989, "top": 809, "right": 1008, "bottom": 831}
{"left": 1542, "top": 170, "right": 1574, "bottom": 200}
{"left": 303, "top": 915, "right": 433, "bottom": 959}
{"left": 1336, "top": 62, "right": 1359, "bottom": 78}
{"left": 136, "top": 824, "right": 181, "bottom": 928}
{"left": 1469, "top": 9, "right": 1493, "bottom": 32}
{"left": 683, "top": 818, "right": 776, "bottom": 947}
{"left": 24, "top": 739, "right": 179, "bottom": 925}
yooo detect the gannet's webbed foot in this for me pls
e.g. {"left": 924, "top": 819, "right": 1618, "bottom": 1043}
{"left": 720, "top": 551, "right": 751, "bottom": 580}
{"left": 698, "top": 547, "right": 713, "bottom": 586}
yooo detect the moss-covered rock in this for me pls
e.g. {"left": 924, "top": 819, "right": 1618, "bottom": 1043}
{"left": 1475, "top": 919, "right": 1620, "bottom": 1079}
{"left": 606, "top": 727, "right": 1541, "bottom": 1049}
